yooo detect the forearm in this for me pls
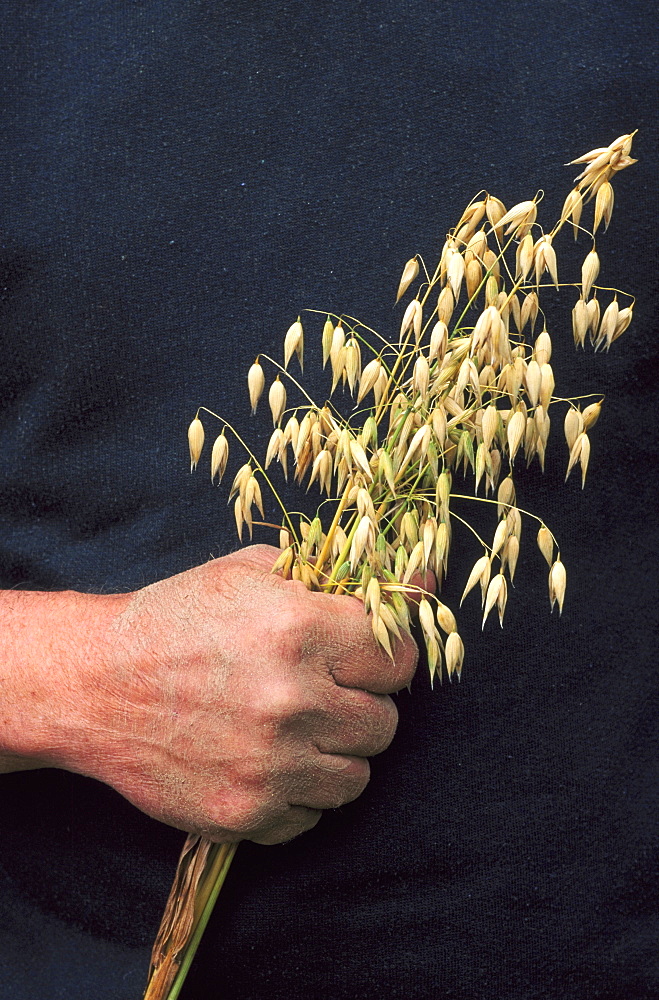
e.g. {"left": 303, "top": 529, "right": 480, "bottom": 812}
{"left": 0, "top": 589, "right": 126, "bottom": 773}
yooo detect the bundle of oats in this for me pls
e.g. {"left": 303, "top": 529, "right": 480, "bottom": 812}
{"left": 145, "top": 132, "right": 637, "bottom": 1000}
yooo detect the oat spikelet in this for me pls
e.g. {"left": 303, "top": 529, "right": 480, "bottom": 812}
{"left": 456, "top": 198, "right": 487, "bottom": 238}
{"left": 418, "top": 598, "right": 438, "bottom": 644}
{"left": 507, "top": 410, "right": 526, "bottom": 463}
{"left": 188, "top": 416, "right": 204, "bottom": 471}
{"left": 564, "top": 407, "right": 584, "bottom": 451}
{"left": 465, "top": 258, "right": 483, "bottom": 299}
{"left": 364, "top": 576, "right": 381, "bottom": 619}
{"left": 447, "top": 250, "right": 465, "bottom": 301}
{"left": 401, "top": 510, "right": 419, "bottom": 548}
{"left": 537, "top": 525, "right": 554, "bottom": 566}
{"left": 572, "top": 298, "right": 588, "bottom": 348}
{"left": 540, "top": 363, "right": 555, "bottom": 410}
{"left": 344, "top": 337, "right": 361, "bottom": 393}
{"left": 445, "top": 631, "right": 464, "bottom": 680}
{"left": 349, "top": 439, "right": 373, "bottom": 480}
{"left": 534, "top": 329, "right": 552, "bottom": 366}
{"left": 497, "top": 476, "right": 516, "bottom": 517}
{"left": 269, "top": 376, "right": 287, "bottom": 426}
{"left": 485, "top": 195, "right": 506, "bottom": 240}
{"left": 534, "top": 235, "right": 558, "bottom": 289}
{"left": 396, "top": 257, "right": 419, "bottom": 302}
{"left": 585, "top": 297, "right": 600, "bottom": 339}
{"left": 283, "top": 318, "right": 304, "bottom": 370}
{"left": 582, "top": 249, "right": 600, "bottom": 300}
{"left": 525, "top": 360, "right": 541, "bottom": 407}
{"left": 247, "top": 359, "right": 265, "bottom": 414}
{"left": 549, "top": 558, "right": 567, "bottom": 614}
{"left": 413, "top": 356, "right": 430, "bottom": 399}
{"left": 329, "top": 324, "right": 346, "bottom": 379}
{"left": 520, "top": 291, "right": 539, "bottom": 334}
{"left": 460, "top": 554, "right": 491, "bottom": 606}
{"left": 516, "top": 233, "right": 534, "bottom": 281}
{"left": 437, "top": 285, "right": 455, "bottom": 326}
{"left": 594, "top": 181, "right": 614, "bottom": 233}
{"left": 597, "top": 298, "right": 619, "bottom": 350}
{"left": 403, "top": 539, "right": 425, "bottom": 583}
{"left": 321, "top": 316, "right": 334, "bottom": 368}
{"left": 228, "top": 462, "right": 252, "bottom": 502}
{"left": 308, "top": 449, "right": 333, "bottom": 494}
{"left": 491, "top": 519, "right": 508, "bottom": 559}
{"left": 482, "top": 573, "right": 507, "bottom": 629}
{"left": 429, "top": 321, "right": 448, "bottom": 363}
{"left": 466, "top": 228, "right": 487, "bottom": 260}
{"left": 357, "top": 359, "right": 383, "bottom": 405}
{"left": 210, "top": 432, "right": 229, "bottom": 482}
{"left": 247, "top": 475, "right": 263, "bottom": 518}
{"left": 569, "top": 133, "right": 636, "bottom": 197}
{"left": 425, "top": 634, "right": 442, "bottom": 686}
{"left": 482, "top": 404, "right": 499, "bottom": 451}
{"left": 265, "top": 428, "right": 284, "bottom": 470}
{"left": 482, "top": 248, "right": 501, "bottom": 284}
{"left": 561, "top": 188, "right": 583, "bottom": 239}
{"left": 350, "top": 515, "right": 375, "bottom": 573}
{"left": 436, "top": 601, "right": 457, "bottom": 634}
{"left": 283, "top": 413, "right": 300, "bottom": 452}
{"left": 565, "top": 431, "right": 590, "bottom": 488}
{"left": 613, "top": 306, "right": 633, "bottom": 343}
{"left": 503, "top": 535, "right": 519, "bottom": 582}
{"left": 400, "top": 299, "right": 423, "bottom": 345}
{"left": 233, "top": 495, "right": 244, "bottom": 540}
{"left": 582, "top": 400, "right": 602, "bottom": 430}
{"left": 498, "top": 199, "right": 537, "bottom": 239}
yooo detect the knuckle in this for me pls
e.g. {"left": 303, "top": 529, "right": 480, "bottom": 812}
{"left": 270, "top": 596, "right": 321, "bottom": 664}
{"left": 271, "top": 608, "right": 304, "bottom": 658}
{"left": 329, "top": 690, "right": 398, "bottom": 755}
{"left": 253, "top": 678, "right": 303, "bottom": 729}
{"left": 246, "top": 543, "right": 280, "bottom": 560}
{"left": 321, "top": 593, "right": 373, "bottom": 640}
{"left": 315, "top": 763, "right": 370, "bottom": 809}
{"left": 340, "top": 758, "right": 371, "bottom": 800}
{"left": 365, "top": 696, "right": 398, "bottom": 753}
{"left": 393, "top": 635, "right": 419, "bottom": 687}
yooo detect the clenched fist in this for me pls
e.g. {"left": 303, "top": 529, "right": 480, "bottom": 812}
{"left": 0, "top": 545, "right": 418, "bottom": 844}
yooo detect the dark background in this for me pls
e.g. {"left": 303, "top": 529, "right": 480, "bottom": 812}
{"left": 0, "top": 2, "right": 657, "bottom": 998}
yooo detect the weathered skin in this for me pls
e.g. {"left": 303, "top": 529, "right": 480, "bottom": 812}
{"left": 0, "top": 544, "right": 418, "bottom": 844}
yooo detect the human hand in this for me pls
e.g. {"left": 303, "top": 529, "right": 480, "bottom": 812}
{"left": 67, "top": 545, "right": 418, "bottom": 844}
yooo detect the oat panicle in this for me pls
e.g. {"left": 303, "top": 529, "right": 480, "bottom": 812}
{"left": 186, "top": 132, "right": 637, "bottom": 681}
{"left": 161, "top": 131, "right": 640, "bottom": 1000}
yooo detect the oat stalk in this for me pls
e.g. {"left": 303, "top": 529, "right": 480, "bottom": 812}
{"left": 145, "top": 132, "right": 638, "bottom": 1000}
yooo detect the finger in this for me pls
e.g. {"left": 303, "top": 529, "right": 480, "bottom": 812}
{"left": 289, "top": 753, "right": 371, "bottom": 811}
{"left": 311, "top": 688, "right": 399, "bottom": 757}
{"left": 405, "top": 569, "right": 437, "bottom": 605}
{"left": 220, "top": 542, "right": 282, "bottom": 575}
{"left": 226, "top": 753, "right": 370, "bottom": 844}
{"left": 248, "top": 805, "right": 322, "bottom": 846}
{"left": 309, "top": 594, "right": 419, "bottom": 693}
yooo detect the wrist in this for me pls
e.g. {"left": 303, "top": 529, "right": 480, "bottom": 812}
{"left": 0, "top": 588, "right": 130, "bottom": 772}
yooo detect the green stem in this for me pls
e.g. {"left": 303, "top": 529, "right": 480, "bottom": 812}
{"left": 323, "top": 510, "right": 361, "bottom": 591}
{"left": 167, "top": 843, "right": 239, "bottom": 1000}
